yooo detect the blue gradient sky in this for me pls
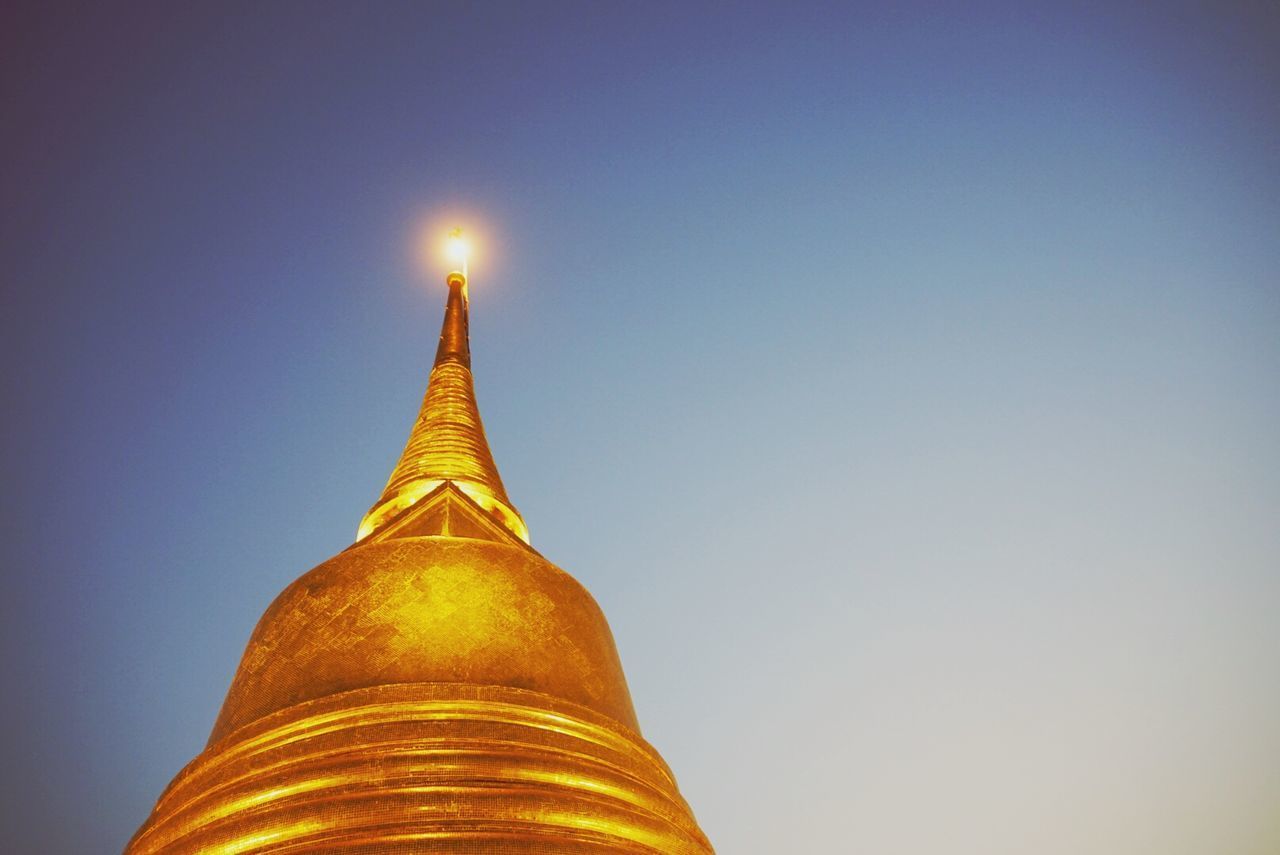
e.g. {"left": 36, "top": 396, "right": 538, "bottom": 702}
{"left": 3, "top": 2, "right": 1278, "bottom": 852}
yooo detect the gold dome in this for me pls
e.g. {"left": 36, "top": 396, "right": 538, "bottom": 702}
{"left": 126, "top": 269, "right": 713, "bottom": 854}
{"left": 209, "top": 489, "right": 639, "bottom": 742}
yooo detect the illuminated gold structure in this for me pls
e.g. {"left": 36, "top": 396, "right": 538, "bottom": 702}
{"left": 127, "top": 267, "right": 713, "bottom": 853}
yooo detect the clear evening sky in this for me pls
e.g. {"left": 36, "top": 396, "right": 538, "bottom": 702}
{"left": 3, "top": 3, "right": 1277, "bottom": 852}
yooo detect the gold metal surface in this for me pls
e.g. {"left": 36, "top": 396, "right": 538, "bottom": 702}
{"left": 359, "top": 272, "right": 527, "bottom": 543}
{"left": 208, "top": 526, "right": 639, "bottom": 742}
{"left": 130, "top": 685, "right": 710, "bottom": 854}
{"left": 127, "top": 270, "right": 712, "bottom": 852}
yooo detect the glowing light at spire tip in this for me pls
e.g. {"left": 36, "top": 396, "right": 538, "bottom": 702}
{"left": 446, "top": 227, "right": 470, "bottom": 279}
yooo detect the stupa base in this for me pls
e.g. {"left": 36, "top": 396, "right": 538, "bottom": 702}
{"left": 126, "top": 683, "right": 712, "bottom": 854}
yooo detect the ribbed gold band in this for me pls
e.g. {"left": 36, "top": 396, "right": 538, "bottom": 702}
{"left": 127, "top": 684, "right": 713, "bottom": 854}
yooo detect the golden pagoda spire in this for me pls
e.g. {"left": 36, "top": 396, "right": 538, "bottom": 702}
{"left": 125, "top": 230, "right": 714, "bottom": 855}
{"left": 358, "top": 265, "right": 529, "bottom": 543}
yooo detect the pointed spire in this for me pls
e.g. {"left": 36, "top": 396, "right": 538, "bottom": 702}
{"left": 434, "top": 271, "right": 471, "bottom": 367}
{"left": 358, "top": 271, "right": 528, "bottom": 543}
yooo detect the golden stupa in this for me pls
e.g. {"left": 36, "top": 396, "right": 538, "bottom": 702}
{"left": 126, "top": 246, "right": 713, "bottom": 853}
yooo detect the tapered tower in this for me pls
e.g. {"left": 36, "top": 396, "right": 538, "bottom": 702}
{"left": 126, "top": 258, "right": 713, "bottom": 853}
